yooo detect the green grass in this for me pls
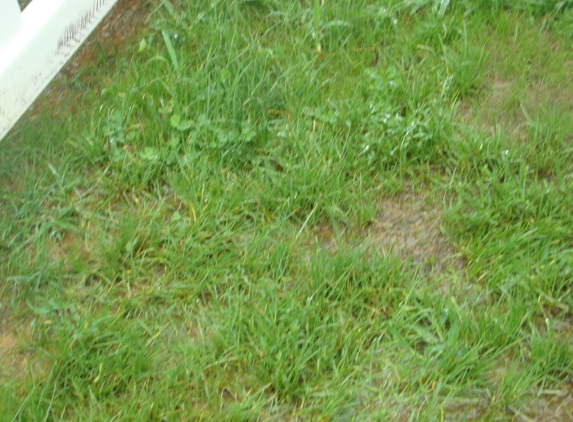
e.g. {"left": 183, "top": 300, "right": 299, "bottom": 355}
{"left": 17, "top": 0, "right": 32, "bottom": 9}
{"left": 1, "top": 0, "right": 573, "bottom": 420}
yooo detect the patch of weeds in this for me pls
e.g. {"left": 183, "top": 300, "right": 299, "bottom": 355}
{"left": 356, "top": 68, "right": 453, "bottom": 170}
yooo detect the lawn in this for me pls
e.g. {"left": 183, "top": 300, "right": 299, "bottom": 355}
{"left": 1, "top": 0, "right": 573, "bottom": 420}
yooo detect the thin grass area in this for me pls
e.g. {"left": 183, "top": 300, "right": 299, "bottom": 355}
{"left": 1, "top": 1, "right": 573, "bottom": 420}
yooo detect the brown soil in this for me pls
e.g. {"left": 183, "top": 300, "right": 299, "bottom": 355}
{"left": 457, "top": 15, "right": 573, "bottom": 141}
{"left": 458, "top": 75, "right": 573, "bottom": 141}
{"left": 517, "top": 387, "right": 573, "bottom": 422}
{"left": 65, "top": 0, "right": 151, "bottom": 74}
{"left": 309, "top": 192, "right": 464, "bottom": 278}
{"left": 370, "top": 193, "right": 462, "bottom": 275}
{"left": 0, "top": 321, "right": 41, "bottom": 381}
{"left": 0, "top": 330, "right": 20, "bottom": 377}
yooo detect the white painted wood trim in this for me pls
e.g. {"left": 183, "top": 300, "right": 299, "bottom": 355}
{"left": 0, "top": 0, "right": 119, "bottom": 140}
{"left": 0, "top": 0, "right": 24, "bottom": 51}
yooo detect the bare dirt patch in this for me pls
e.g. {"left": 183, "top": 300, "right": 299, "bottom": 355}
{"left": 309, "top": 192, "right": 464, "bottom": 278}
{"left": 65, "top": 0, "right": 151, "bottom": 74}
{"left": 0, "top": 323, "right": 36, "bottom": 381}
{"left": 45, "top": 231, "right": 84, "bottom": 262}
{"left": 0, "top": 330, "right": 19, "bottom": 362}
{"left": 517, "top": 387, "right": 573, "bottom": 422}
{"left": 369, "top": 193, "right": 461, "bottom": 275}
{"left": 458, "top": 76, "right": 573, "bottom": 141}
{"left": 457, "top": 13, "right": 573, "bottom": 140}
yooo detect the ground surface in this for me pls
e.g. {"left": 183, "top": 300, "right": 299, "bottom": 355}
{"left": 1, "top": 0, "right": 573, "bottom": 420}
